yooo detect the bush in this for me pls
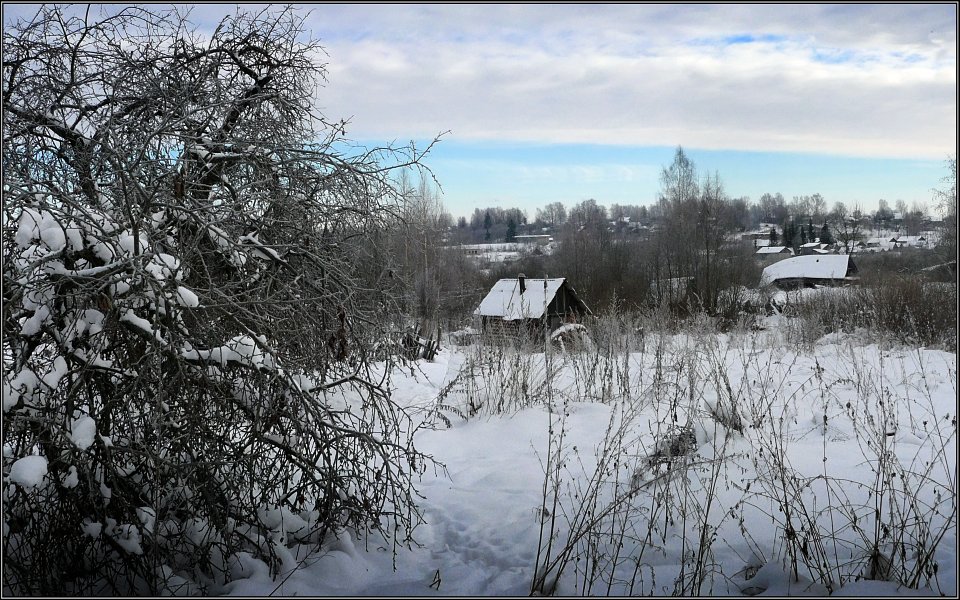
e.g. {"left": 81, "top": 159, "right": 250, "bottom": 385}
{"left": 785, "top": 278, "right": 957, "bottom": 350}
{"left": 3, "top": 6, "right": 434, "bottom": 594}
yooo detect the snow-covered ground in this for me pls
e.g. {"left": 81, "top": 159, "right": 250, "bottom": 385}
{"left": 225, "top": 321, "right": 957, "bottom": 596}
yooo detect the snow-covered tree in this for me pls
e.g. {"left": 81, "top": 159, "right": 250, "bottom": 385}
{"left": 2, "top": 6, "right": 437, "bottom": 594}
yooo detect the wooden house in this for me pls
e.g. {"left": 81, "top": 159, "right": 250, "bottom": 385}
{"left": 474, "top": 275, "right": 591, "bottom": 335}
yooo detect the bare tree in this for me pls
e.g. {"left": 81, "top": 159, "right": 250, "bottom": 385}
{"left": 810, "top": 193, "right": 827, "bottom": 223}
{"left": 932, "top": 156, "right": 957, "bottom": 260}
{"left": 658, "top": 146, "right": 699, "bottom": 216}
{"left": 536, "top": 201, "right": 567, "bottom": 228}
{"left": 3, "top": 6, "right": 438, "bottom": 594}
{"left": 829, "top": 201, "right": 863, "bottom": 251}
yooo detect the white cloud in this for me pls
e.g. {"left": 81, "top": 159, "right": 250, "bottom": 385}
{"left": 304, "top": 4, "right": 955, "bottom": 160}
{"left": 434, "top": 159, "right": 658, "bottom": 184}
{"left": 4, "top": 4, "right": 953, "bottom": 160}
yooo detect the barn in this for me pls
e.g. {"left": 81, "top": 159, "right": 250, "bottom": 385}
{"left": 474, "top": 274, "right": 591, "bottom": 335}
{"left": 759, "top": 255, "right": 858, "bottom": 290}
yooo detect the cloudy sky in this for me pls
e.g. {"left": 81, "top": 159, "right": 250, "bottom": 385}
{"left": 6, "top": 4, "right": 956, "bottom": 218}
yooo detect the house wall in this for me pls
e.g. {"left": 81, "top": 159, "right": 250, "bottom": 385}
{"left": 546, "top": 285, "right": 587, "bottom": 323}
{"left": 773, "top": 277, "right": 851, "bottom": 290}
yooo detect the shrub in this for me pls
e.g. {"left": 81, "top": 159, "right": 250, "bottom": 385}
{"left": 3, "top": 6, "right": 434, "bottom": 594}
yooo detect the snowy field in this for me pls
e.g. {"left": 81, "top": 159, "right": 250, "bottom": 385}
{"left": 226, "top": 320, "right": 957, "bottom": 597}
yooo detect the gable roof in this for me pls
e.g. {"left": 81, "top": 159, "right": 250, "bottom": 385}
{"left": 760, "top": 255, "right": 855, "bottom": 287}
{"left": 756, "top": 246, "right": 791, "bottom": 254}
{"left": 475, "top": 278, "right": 572, "bottom": 320}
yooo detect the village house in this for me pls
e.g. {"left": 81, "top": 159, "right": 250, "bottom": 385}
{"left": 513, "top": 234, "right": 553, "bottom": 245}
{"left": 894, "top": 235, "right": 928, "bottom": 248}
{"left": 756, "top": 246, "right": 793, "bottom": 256}
{"left": 846, "top": 240, "right": 867, "bottom": 253}
{"left": 474, "top": 274, "right": 591, "bottom": 335}
{"left": 755, "top": 246, "right": 794, "bottom": 264}
{"left": 798, "top": 241, "right": 832, "bottom": 255}
{"left": 863, "top": 237, "right": 892, "bottom": 252}
{"left": 741, "top": 227, "right": 777, "bottom": 244}
{"left": 759, "top": 255, "right": 858, "bottom": 290}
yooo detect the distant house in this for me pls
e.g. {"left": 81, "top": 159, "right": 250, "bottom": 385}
{"left": 756, "top": 246, "right": 793, "bottom": 255}
{"left": 514, "top": 234, "right": 553, "bottom": 245}
{"left": 798, "top": 241, "right": 832, "bottom": 255}
{"left": 864, "top": 237, "right": 890, "bottom": 252}
{"left": 759, "top": 255, "right": 858, "bottom": 290}
{"left": 456, "top": 243, "right": 527, "bottom": 265}
{"left": 741, "top": 228, "right": 775, "bottom": 242}
{"left": 475, "top": 275, "right": 591, "bottom": 333}
{"left": 894, "top": 235, "right": 927, "bottom": 248}
{"left": 847, "top": 240, "right": 867, "bottom": 253}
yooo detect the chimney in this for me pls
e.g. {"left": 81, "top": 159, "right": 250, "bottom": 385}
{"left": 518, "top": 273, "right": 526, "bottom": 294}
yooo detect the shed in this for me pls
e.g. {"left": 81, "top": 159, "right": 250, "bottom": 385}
{"left": 759, "top": 255, "right": 858, "bottom": 290}
{"left": 474, "top": 275, "right": 591, "bottom": 333}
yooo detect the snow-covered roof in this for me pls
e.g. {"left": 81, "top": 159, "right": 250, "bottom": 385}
{"left": 475, "top": 278, "right": 566, "bottom": 320}
{"left": 759, "top": 255, "right": 853, "bottom": 287}
{"left": 756, "top": 246, "right": 791, "bottom": 254}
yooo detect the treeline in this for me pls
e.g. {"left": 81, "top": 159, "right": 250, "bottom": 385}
{"left": 393, "top": 148, "right": 956, "bottom": 327}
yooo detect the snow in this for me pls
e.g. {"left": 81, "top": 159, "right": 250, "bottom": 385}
{"left": 759, "top": 254, "right": 853, "bottom": 287}
{"left": 8, "top": 455, "right": 48, "bottom": 488}
{"left": 474, "top": 277, "right": 566, "bottom": 320}
{"left": 70, "top": 415, "right": 97, "bottom": 450}
{"left": 5, "top": 368, "right": 39, "bottom": 411}
{"left": 61, "top": 465, "right": 79, "bottom": 488}
{"left": 182, "top": 335, "right": 275, "bottom": 369}
{"left": 223, "top": 328, "right": 958, "bottom": 597}
{"left": 105, "top": 518, "right": 144, "bottom": 554}
{"left": 15, "top": 207, "right": 69, "bottom": 253}
{"left": 145, "top": 253, "right": 183, "bottom": 281}
{"left": 83, "top": 520, "right": 103, "bottom": 538}
{"left": 756, "top": 245, "right": 791, "bottom": 254}
{"left": 41, "top": 356, "right": 69, "bottom": 391}
{"left": 117, "top": 231, "right": 149, "bottom": 256}
{"left": 175, "top": 285, "right": 200, "bottom": 308}
{"left": 239, "top": 233, "right": 284, "bottom": 263}
{"left": 21, "top": 304, "right": 51, "bottom": 336}
{"left": 119, "top": 309, "right": 162, "bottom": 341}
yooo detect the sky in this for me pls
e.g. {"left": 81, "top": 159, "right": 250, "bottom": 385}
{"left": 4, "top": 3, "right": 957, "bottom": 219}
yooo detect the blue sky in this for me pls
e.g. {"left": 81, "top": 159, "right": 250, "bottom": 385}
{"left": 5, "top": 4, "right": 956, "bottom": 219}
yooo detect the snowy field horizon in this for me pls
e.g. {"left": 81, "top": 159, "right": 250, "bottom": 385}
{"left": 220, "top": 316, "right": 957, "bottom": 597}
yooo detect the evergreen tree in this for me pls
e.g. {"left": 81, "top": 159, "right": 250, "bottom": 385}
{"left": 807, "top": 219, "right": 815, "bottom": 242}
{"left": 484, "top": 210, "right": 492, "bottom": 241}
{"left": 769, "top": 227, "right": 779, "bottom": 245}
{"left": 506, "top": 217, "right": 517, "bottom": 242}
{"left": 783, "top": 220, "right": 795, "bottom": 249}
{"left": 820, "top": 222, "right": 833, "bottom": 245}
